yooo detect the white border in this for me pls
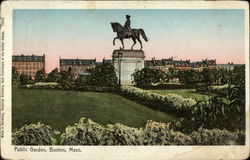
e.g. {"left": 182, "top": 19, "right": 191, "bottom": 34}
{"left": 1, "top": 1, "right": 249, "bottom": 160}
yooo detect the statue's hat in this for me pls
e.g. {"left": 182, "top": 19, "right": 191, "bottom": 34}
{"left": 126, "top": 15, "right": 131, "bottom": 18}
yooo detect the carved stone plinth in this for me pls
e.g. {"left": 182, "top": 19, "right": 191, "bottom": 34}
{"left": 112, "top": 50, "right": 145, "bottom": 85}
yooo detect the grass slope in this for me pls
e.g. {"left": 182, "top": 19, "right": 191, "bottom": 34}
{"left": 12, "top": 87, "right": 174, "bottom": 133}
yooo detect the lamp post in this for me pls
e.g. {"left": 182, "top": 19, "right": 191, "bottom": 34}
{"left": 118, "top": 52, "right": 123, "bottom": 86}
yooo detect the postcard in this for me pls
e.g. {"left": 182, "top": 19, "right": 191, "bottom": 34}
{"left": 0, "top": 1, "right": 249, "bottom": 159}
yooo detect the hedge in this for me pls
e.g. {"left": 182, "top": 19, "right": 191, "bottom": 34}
{"left": 60, "top": 118, "right": 244, "bottom": 145}
{"left": 22, "top": 84, "right": 117, "bottom": 92}
{"left": 142, "top": 120, "right": 192, "bottom": 145}
{"left": 139, "top": 83, "right": 196, "bottom": 90}
{"left": 13, "top": 118, "right": 244, "bottom": 145}
{"left": 119, "top": 86, "right": 196, "bottom": 116}
{"left": 196, "top": 84, "right": 234, "bottom": 94}
{"left": 12, "top": 122, "right": 57, "bottom": 145}
{"left": 103, "top": 123, "right": 144, "bottom": 145}
{"left": 74, "top": 86, "right": 117, "bottom": 92}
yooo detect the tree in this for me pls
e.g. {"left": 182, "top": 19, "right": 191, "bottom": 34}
{"left": 86, "top": 63, "right": 118, "bottom": 87}
{"left": 168, "top": 67, "right": 178, "bottom": 77}
{"left": 74, "top": 76, "right": 87, "bottom": 87}
{"left": 214, "top": 65, "right": 245, "bottom": 130}
{"left": 201, "top": 68, "right": 215, "bottom": 86}
{"left": 228, "top": 65, "right": 245, "bottom": 109}
{"left": 213, "top": 69, "right": 230, "bottom": 85}
{"left": 20, "top": 74, "right": 32, "bottom": 85}
{"left": 58, "top": 68, "right": 74, "bottom": 89}
{"left": 12, "top": 66, "right": 19, "bottom": 85}
{"left": 47, "top": 68, "right": 60, "bottom": 82}
{"left": 177, "top": 69, "right": 201, "bottom": 86}
{"left": 132, "top": 67, "right": 166, "bottom": 86}
{"left": 230, "top": 65, "right": 245, "bottom": 86}
{"left": 35, "top": 69, "right": 47, "bottom": 82}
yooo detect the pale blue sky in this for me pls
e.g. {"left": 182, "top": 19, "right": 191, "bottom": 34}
{"left": 13, "top": 9, "right": 245, "bottom": 72}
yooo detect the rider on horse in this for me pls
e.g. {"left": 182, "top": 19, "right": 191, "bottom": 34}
{"left": 124, "top": 15, "right": 132, "bottom": 37}
{"left": 110, "top": 15, "right": 148, "bottom": 50}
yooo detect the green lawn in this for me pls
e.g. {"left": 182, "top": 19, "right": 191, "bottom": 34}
{"left": 148, "top": 89, "right": 213, "bottom": 101}
{"left": 12, "top": 87, "right": 174, "bottom": 134}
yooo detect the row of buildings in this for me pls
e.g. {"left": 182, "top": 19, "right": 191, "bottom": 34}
{"left": 59, "top": 58, "right": 112, "bottom": 78}
{"left": 12, "top": 54, "right": 235, "bottom": 79}
{"left": 146, "top": 57, "right": 218, "bottom": 72}
{"left": 12, "top": 54, "right": 112, "bottom": 79}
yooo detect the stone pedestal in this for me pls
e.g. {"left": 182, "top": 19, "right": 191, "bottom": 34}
{"left": 112, "top": 50, "right": 145, "bottom": 85}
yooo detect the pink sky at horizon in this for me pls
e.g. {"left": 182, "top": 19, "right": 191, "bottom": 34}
{"left": 13, "top": 41, "right": 245, "bottom": 73}
{"left": 13, "top": 32, "right": 245, "bottom": 73}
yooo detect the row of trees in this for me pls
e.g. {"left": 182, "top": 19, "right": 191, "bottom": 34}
{"left": 132, "top": 66, "right": 245, "bottom": 87}
{"left": 12, "top": 63, "right": 118, "bottom": 87}
{"left": 12, "top": 64, "right": 245, "bottom": 90}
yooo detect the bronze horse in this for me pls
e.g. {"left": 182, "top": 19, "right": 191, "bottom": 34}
{"left": 111, "top": 22, "right": 148, "bottom": 50}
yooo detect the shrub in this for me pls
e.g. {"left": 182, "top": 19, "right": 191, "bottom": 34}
{"left": 61, "top": 118, "right": 105, "bottom": 145}
{"left": 143, "top": 120, "right": 192, "bottom": 145}
{"left": 61, "top": 118, "right": 143, "bottom": 145}
{"left": 12, "top": 122, "right": 57, "bottom": 145}
{"left": 103, "top": 123, "right": 143, "bottom": 145}
{"left": 190, "top": 128, "right": 245, "bottom": 145}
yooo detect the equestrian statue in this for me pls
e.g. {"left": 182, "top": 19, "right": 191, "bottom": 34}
{"left": 111, "top": 15, "right": 148, "bottom": 50}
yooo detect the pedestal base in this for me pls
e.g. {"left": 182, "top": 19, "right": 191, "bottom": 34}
{"left": 112, "top": 50, "right": 145, "bottom": 85}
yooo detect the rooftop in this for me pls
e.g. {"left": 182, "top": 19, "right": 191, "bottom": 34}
{"left": 60, "top": 58, "right": 96, "bottom": 66}
{"left": 12, "top": 54, "right": 45, "bottom": 62}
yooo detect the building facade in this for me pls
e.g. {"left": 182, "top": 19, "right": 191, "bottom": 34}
{"left": 145, "top": 57, "right": 217, "bottom": 71}
{"left": 59, "top": 58, "right": 96, "bottom": 79}
{"left": 12, "top": 54, "right": 45, "bottom": 79}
